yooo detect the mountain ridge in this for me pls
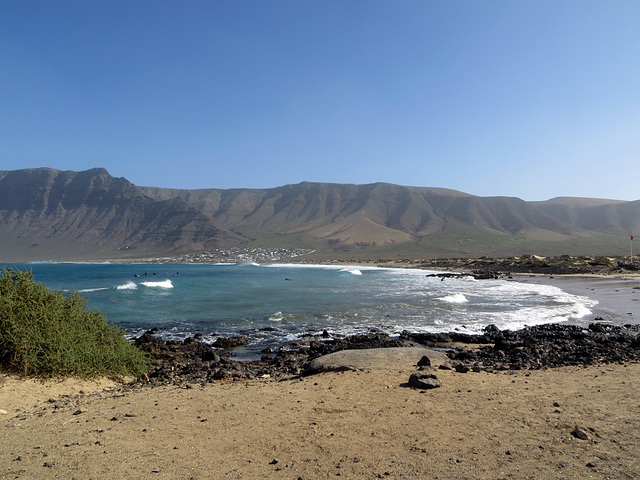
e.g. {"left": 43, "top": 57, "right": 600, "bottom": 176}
{"left": 1, "top": 168, "right": 638, "bottom": 261}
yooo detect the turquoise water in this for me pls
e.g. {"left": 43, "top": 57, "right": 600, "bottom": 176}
{"left": 3, "top": 262, "right": 597, "bottom": 357}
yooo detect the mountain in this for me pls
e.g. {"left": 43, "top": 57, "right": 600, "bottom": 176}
{"left": 0, "top": 168, "right": 245, "bottom": 261}
{"left": 1, "top": 168, "right": 638, "bottom": 261}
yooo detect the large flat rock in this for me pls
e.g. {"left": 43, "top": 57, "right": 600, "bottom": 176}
{"left": 308, "top": 347, "right": 448, "bottom": 372}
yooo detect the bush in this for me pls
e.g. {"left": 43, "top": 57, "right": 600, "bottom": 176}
{"left": 0, "top": 268, "right": 147, "bottom": 379}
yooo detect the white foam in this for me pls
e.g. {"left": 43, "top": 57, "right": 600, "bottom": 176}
{"left": 267, "top": 311, "right": 284, "bottom": 321}
{"left": 78, "top": 287, "right": 109, "bottom": 293}
{"left": 117, "top": 281, "right": 138, "bottom": 290}
{"left": 437, "top": 293, "right": 468, "bottom": 304}
{"left": 340, "top": 268, "right": 362, "bottom": 275}
{"left": 141, "top": 279, "right": 173, "bottom": 288}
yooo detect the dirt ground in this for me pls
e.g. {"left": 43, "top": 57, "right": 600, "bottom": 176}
{"left": 2, "top": 360, "right": 639, "bottom": 480}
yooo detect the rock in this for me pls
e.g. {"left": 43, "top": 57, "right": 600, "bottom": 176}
{"left": 427, "top": 323, "right": 640, "bottom": 372}
{"left": 454, "top": 363, "right": 470, "bottom": 373}
{"left": 200, "top": 350, "right": 221, "bottom": 362}
{"left": 571, "top": 425, "right": 591, "bottom": 440}
{"left": 0, "top": 409, "right": 8, "bottom": 415}
{"left": 408, "top": 372, "right": 441, "bottom": 389}
{"left": 213, "top": 336, "right": 249, "bottom": 348}
{"left": 134, "top": 331, "right": 164, "bottom": 351}
{"left": 133, "top": 323, "right": 640, "bottom": 386}
{"left": 308, "top": 347, "right": 442, "bottom": 372}
{"left": 417, "top": 355, "right": 431, "bottom": 367}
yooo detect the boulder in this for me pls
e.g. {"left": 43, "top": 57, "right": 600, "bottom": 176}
{"left": 408, "top": 372, "right": 441, "bottom": 389}
{"left": 213, "top": 336, "right": 249, "bottom": 348}
{"left": 417, "top": 355, "right": 431, "bottom": 367}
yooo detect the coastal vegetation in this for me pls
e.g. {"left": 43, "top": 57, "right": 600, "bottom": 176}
{"left": 0, "top": 268, "right": 147, "bottom": 379}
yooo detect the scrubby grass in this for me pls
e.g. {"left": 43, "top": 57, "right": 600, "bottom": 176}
{"left": 0, "top": 268, "right": 147, "bottom": 379}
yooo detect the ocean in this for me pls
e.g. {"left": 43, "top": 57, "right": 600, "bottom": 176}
{"left": 3, "top": 262, "right": 597, "bottom": 358}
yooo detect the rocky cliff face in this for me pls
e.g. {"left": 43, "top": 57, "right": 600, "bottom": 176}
{"left": 0, "top": 168, "right": 638, "bottom": 261}
{"left": 0, "top": 168, "right": 245, "bottom": 260}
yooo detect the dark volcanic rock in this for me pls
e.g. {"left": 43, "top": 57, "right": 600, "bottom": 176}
{"left": 417, "top": 355, "right": 432, "bottom": 367}
{"left": 134, "top": 331, "right": 416, "bottom": 386}
{"left": 132, "top": 323, "right": 640, "bottom": 387}
{"left": 213, "top": 336, "right": 249, "bottom": 349}
{"left": 134, "top": 332, "right": 164, "bottom": 351}
{"left": 571, "top": 425, "right": 591, "bottom": 440}
{"left": 305, "top": 333, "right": 413, "bottom": 357}
{"left": 408, "top": 372, "right": 441, "bottom": 389}
{"left": 404, "top": 323, "right": 640, "bottom": 372}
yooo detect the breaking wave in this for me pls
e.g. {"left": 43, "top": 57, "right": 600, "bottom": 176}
{"left": 437, "top": 293, "right": 469, "bottom": 304}
{"left": 141, "top": 279, "right": 173, "bottom": 289}
{"left": 340, "top": 268, "right": 362, "bottom": 275}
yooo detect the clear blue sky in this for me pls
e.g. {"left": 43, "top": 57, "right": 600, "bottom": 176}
{"left": 2, "top": 1, "right": 639, "bottom": 201}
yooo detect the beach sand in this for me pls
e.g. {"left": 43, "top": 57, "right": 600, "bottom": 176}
{"left": 2, "top": 363, "right": 639, "bottom": 479}
{"left": 1, "top": 275, "right": 640, "bottom": 480}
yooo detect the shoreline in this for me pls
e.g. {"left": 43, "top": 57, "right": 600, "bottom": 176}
{"left": 2, "top": 270, "right": 640, "bottom": 478}
{"left": 508, "top": 273, "right": 640, "bottom": 324}
{"left": 7, "top": 258, "right": 640, "bottom": 347}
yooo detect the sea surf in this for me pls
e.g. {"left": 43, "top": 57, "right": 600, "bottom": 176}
{"left": 3, "top": 262, "right": 598, "bottom": 358}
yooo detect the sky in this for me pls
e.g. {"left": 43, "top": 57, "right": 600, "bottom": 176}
{"left": 1, "top": 1, "right": 639, "bottom": 201}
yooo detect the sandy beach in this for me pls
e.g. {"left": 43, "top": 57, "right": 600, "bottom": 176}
{"left": 1, "top": 274, "right": 640, "bottom": 480}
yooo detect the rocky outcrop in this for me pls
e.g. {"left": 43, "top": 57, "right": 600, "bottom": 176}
{"left": 134, "top": 331, "right": 416, "bottom": 386}
{"left": 418, "top": 255, "right": 639, "bottom": 276}
{"left": 133, "top": 323, "right": 640, "bottom": 386}
{"left": 403, "top": 323, "right": 640, "bottom": 371}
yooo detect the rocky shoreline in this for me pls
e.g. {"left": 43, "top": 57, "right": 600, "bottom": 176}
{"left": 134, "top": 322, "right": 640, "bottom": 387}
{"left": 412, "top": 254, "right": 639, "bottom": 276}
{"left": 80, "top": 254, "right": 640, "bottom": 387}
{"left": 134, "top": 330, "right": 411, "bottom": 385}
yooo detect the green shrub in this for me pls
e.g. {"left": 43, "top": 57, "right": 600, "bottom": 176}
{"left": 0, "top": 268, "right": 147, "bottom": 379}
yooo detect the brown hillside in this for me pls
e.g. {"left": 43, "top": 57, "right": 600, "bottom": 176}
{"left": 1, "top": 168, "right": 638, "bottom": 261}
